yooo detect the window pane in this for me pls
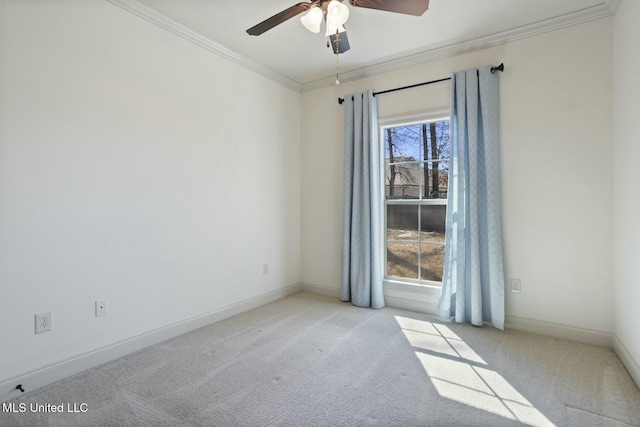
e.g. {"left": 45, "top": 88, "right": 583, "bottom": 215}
{"left": 424, "top": 161, "right": 449, "bottom": 199}
{"left": 384, "top": 126, "right": 421, "bottom": 165}
{"left": 383, "top": 128, "right": 403, "bottom": 160}
{"left": 437, "top": 160, "right": 449, "bottom": 197}
{"left": 425, "top": 121, "right": 451, "bottom": 161}
{"left": 387, "top": 242, "right": 419, "bottom": 279}
{"left": 387, "top": 204, "right": 419, "bottom": 278}
{"left": 420, "top": 205, "right": 447, "bottom": 238}
{"left": 387, "top": 205, "right": 418, "bottom": 240}
{"left": 385, "top": 163, "right": 421, "bottom": 199}
{"left": 420, "top": 244, "right": 445, "bottom": 281}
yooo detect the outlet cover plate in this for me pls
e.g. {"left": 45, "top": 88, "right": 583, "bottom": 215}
{"left": 35, "top": 312, "right": 52, "bottom": 334}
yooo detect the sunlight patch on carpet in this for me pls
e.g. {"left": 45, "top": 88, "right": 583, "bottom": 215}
{"left": 395, "top": 316, "right": 555, "bottom": 426}
{"left": 395, "top": 316, "right": 486, "bottom": 364}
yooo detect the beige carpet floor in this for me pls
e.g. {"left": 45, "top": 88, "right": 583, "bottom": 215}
{"left": 2, "top": 292, "right": 639, "bottom": 427}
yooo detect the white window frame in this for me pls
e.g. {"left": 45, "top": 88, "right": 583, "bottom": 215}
{"left": 379, "top": 112, "right": 450, "bottom": 293}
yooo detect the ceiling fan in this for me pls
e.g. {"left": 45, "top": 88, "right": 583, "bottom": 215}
{"left": 246, "top": 0, "right": 430, "bottom": 55}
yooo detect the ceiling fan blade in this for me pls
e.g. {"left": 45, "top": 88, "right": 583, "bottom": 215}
{"left": 348, "top": 0, "right": 429, "bottom": 16}
{"left": 329, "top": 31, "right": 350, "bottom": 54}
{"left": 247, "top": 2, "right": 313, "bottom": 36}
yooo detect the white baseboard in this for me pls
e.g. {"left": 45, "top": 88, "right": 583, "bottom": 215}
{"left": 1, "top": 283, "right": 302, "bottom": 403}
{"left": 612, "top": 335, "right": 640, "bottom": 389}
{"left": 301, "top": 282, "right": 616, "bottom": 348}
{"left": 504, "top": 315, "right": 613, "bottom": 348}
{"left": 301, "top": 282, "right": 341, "bottom": 298}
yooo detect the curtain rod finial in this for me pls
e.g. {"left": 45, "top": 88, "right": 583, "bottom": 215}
{"left": 491, "top": 63, "right": 505, "bottom": 74}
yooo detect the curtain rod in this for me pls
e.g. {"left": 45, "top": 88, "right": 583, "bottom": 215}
{"left": 337, "top": 63, "right": 504, "bottom": 105}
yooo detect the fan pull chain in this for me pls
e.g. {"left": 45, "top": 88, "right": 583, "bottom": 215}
{"left": 334, "top": 29, "right": 340, "bottom": 85}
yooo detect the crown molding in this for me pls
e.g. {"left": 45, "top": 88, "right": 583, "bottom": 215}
{"left": 301, "top": 2, "right": 616, "bottom": 92}
{"left": 105, "top": 0, "right": 302, "bottom": 93}
{"left": 105, "top": 0, "right": 615, "bottom": 95}
{"left": 605, "top": 0, "right": 622, "bottom": 14}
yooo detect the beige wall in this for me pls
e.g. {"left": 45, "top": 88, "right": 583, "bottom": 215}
{"left": 301, "top": 18, "right": 614, "bottom": 333}
{"left": 2, "top": 0, "right": 633, "bottom": 398}
{"left": 613, "top": 0, "right": 640, "bottom": 379}
{"left": 0, "top": 0, "right": 301, "bottom": 384}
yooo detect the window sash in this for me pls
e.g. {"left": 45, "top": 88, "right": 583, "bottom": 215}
{"left": 382, "top": 115, "right": 449, "bottom": 286}
{"left": 384, "top": 201, "right": 447, "bottom": 284}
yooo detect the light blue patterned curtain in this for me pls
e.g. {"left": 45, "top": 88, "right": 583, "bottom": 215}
{"left": 341, "top": 91, "right": 384, "bottom": 309}
{"left": 438, "top": 66, "right": 505, "bottom": 329}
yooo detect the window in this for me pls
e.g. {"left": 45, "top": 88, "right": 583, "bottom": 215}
{"left": 383, "top": 117, "right": 450, "bottom": 284}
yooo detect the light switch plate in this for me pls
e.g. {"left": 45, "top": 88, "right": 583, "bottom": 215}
{"left": 95, "top": 300, "right": 107, "bottom": 317}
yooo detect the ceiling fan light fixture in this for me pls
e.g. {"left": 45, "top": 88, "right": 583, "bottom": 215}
{"left": 327, "top": 0, "right": 349, "bottom": 24}
{"left": 325, "top": 0, "right": 349, "bottom": 36}
{"left": 301, "top": 6, "right": 323, "bottom": 33}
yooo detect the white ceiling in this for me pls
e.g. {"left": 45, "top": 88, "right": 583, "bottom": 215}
{"left": 108, "top": 0, "right": 619, "bottom": 91}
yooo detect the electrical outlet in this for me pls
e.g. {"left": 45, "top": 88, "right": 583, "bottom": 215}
{"left": 510, "top": 279, "right": 522, "bottom": 293}
{"left": 35, "top": 312, "right": 52, "bottom": 334}
{"left": 262, "top": 263, "right": 269, "bottom": 275}
{"left": 95, "top": 300, "right": 107, "bottom": 317}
